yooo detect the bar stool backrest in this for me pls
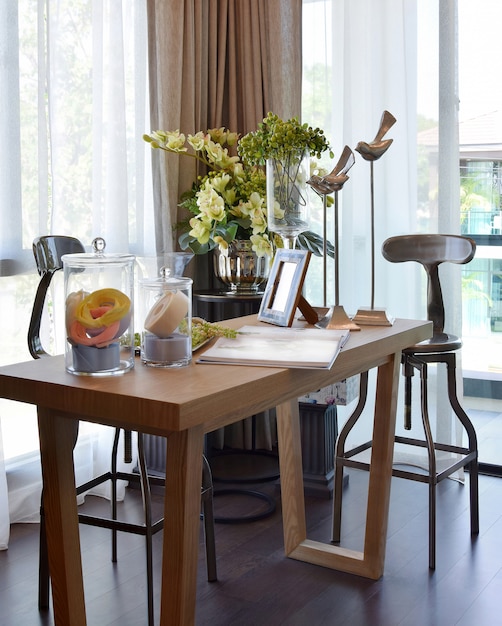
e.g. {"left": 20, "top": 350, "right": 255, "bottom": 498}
{"left": 28, "top": 235, "right": 85, "bottom": 359}
{"left": 382, "top": 234, "right": 476, "bottom": 339}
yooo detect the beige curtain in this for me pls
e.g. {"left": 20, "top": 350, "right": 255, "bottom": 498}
{"left": 146, "top": 0, "right": 302, "bottom": 257}
{"left": 145, "top": 0, "right": 302, "bottom": 450}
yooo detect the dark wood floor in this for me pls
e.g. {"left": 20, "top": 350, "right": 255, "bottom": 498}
{"left": 1, "top": 466, "right": 501, "bottom": 626}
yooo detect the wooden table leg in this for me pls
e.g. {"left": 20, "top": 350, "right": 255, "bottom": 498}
{"left": 275, "top": 398, "right": 307, "bottom": 553}
{"left": 276, "top": 352, "right": 400, "bottom": 580}
{"left": 160, "top": 425, "right": 204, "bottom": 626}
{"left": 37, "top": 408, "right": 86, "bottom": 625}
{"left": 362, "top": 351, "right": 401, "bottom": 578}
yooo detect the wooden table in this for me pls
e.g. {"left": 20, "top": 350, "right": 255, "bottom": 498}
{"left": 0, "top": 315, "right": 431, "bottom": 625}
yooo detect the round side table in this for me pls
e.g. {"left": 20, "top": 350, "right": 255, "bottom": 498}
{"left": 193, "top": 289, "right": 263, "bottom": 320}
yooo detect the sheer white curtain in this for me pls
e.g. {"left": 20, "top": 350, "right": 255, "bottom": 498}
{"left": 303, "top": 0, "right": 420, "bottom": 315}
{"left": 302, "top": 0, "right": 463, "bottom": 455}
{"left": 0, "top": 0, "right": 153, "bottom": 549}
{"left": 0, "top": 425, "right": 8, "bottom": 549}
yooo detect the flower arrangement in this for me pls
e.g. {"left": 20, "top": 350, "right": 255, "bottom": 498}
{"left": 143, "top": 127, "right": 272, "bottom": 256}
{"left": 143, "top": 114, "right": 334, "bottom": 257}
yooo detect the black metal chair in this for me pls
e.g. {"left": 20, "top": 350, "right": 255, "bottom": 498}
{"left": 332, "top": 233, "right": 479, "bottom": 569}
{"left": 30, "top": 235, "right": 217, "bottom": 625}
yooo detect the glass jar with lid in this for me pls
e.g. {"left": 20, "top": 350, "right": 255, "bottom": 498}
{"left": 139, "top": 268, "right": 192, "bottom": 368}
{"left": 62, "top": 237, "right": 135, "bottom": 375}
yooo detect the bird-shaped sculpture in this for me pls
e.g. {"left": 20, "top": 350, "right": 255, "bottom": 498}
{"left": 307, "top": 146, "right": 360, "bottom": 330}
{"left": 321, "top": 145, "right": 356, "bottom": 190}
{"left": 352, "top": 110, "right": 396, "bottom": 326}
{"left": 308, "top": 145, "right": 355, "bottom": 195}
{"left": 355, "top": 110, "right": 396, "bottom": 162}
{"left": 306, "top": 174, "right": 330, "bottom": 195}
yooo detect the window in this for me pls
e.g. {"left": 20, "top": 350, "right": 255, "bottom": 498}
{"left": 0, "top": 0, "right": 153, "bottom": 462}
{"left": 302, "top": 0, "right": 502, "bottom": 470}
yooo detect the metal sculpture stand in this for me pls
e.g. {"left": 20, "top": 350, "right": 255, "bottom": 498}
{"left": 308, "top": 146, "right": 359, "bottom": 331}
{"left": 353, "top": 110, "right": 396, "bottom": 326}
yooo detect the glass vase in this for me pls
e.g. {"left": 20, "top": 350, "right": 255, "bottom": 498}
{"left": 266, "top": 149, "right": 311, "bottom": 249}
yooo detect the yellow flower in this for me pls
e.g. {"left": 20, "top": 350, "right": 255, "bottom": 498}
{"left": 204, "top": 140, "right": 225, "bottom": 165}
{"left": 250, "top": 209, "right": 267, "bottom": 234}
{"left": 231, "top": 162, "right": 245, "bottom": 181}
{"left": 250, "top": 233, "right": 273, "bottom": 257}
{"left": 247, "top": 191, "right": 264, "bottom": 211}
{"left": 150, "top": 130, "right": 187, "bottom": 152}
{"left": 225, "top": 131, "right": 239, "bottom": 147}
{"left": 187, "top": 131, "right": 206, "bottom": 152}
{"left": 204, "top": 140, "right": 239, "bottom": 170}
{"left": 208, "top": 128, "right": 239, "bottom": 147}
{"left": 228, "top": 201, "right": 246, "bottom": 220}
{"left": 144, "top": 126, "right": 270, "bottom": 254}
{"left": 209, "top": 173, "right": 231, "bottom": 194}
{"left": 189, "top": 216, "right": 212, "bottom": 244}
{"left": 218, "top": 152, "right": 240, "bottom": 169}
{"left": 223, "top": 187, "right": 237, "bottom": 206}
{"left": 213, "top": 236, "right": 229, "bottom": 251}
{"left": 272, "top": 199, "right": 285, "bottom": 220}
{"left": 197, "top": 182, "right": 227, "bottom": 221}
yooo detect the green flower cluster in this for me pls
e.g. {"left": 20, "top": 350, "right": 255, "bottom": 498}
{"left": 135, "top": 320, "right": 237, "bottom": 351}
{"left": 191, "top": 318, "right": 237, "bottom": 350}
{"left": 238, "top": 112, "right": 333, "bottom": 166}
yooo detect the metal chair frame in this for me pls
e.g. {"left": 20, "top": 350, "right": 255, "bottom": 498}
{"left": 30, "top": 235, "right": 217, "bottom": 625}
{"left": 332, "top": 234, "right": 479, "bottom": 569}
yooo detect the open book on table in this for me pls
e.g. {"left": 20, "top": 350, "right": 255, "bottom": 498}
{"left": 196, "top": 325, "right": 351, "bottom": 369}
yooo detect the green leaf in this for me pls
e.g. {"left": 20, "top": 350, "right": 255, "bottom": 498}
{"left": 178, "top": 231, "right": 193, "bottom": 250}
{"left": 214, "top": 222, "right": 238, "bottom": 243}
{"left": 178, "top": 232, "right": 216, "bottom": 255}
{"left": 297, "top": 231, "right": 334, "bottom": 258}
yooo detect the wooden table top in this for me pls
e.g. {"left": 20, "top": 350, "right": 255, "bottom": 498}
{"left": 0, "top": 316, "right": 431, "bottom": 436}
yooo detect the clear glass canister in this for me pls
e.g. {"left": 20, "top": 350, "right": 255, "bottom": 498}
{"left": 139, "top": 270, "right": 192, "bottom": 368}
{"left": 62, "top": 238, "right": 135, "bottom": 375}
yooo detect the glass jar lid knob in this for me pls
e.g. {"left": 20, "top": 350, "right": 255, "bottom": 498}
{"left": 92, "top": 237, "right": 106, "bottom": 255}
{"left": 159, "top": 266, "right": 171, "bottom": 279}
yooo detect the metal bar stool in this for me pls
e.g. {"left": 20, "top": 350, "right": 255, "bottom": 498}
{"left": 332, "top": 233, "right": 479, "bottom": 569}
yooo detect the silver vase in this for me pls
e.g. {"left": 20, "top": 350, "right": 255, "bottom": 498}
{"left": 213, "top": 240, "right": 271, "bottom": 293}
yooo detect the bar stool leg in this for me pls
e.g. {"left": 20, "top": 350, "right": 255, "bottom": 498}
{"left": 202, "top": 456, "right": 218, "bottom": 582}
{"left": 332, "top": 371, "right": 369, "bottom": 543}
{"left": 414, "top": 358, "right": 437, "bottom": 569}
